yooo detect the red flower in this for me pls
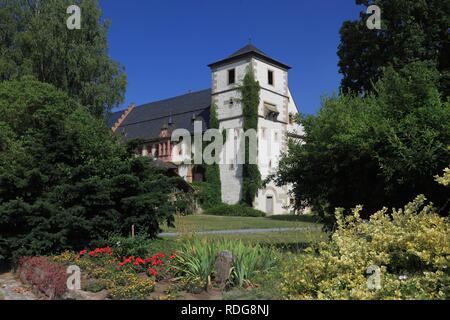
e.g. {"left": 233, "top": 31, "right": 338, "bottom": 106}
{"left": 148, "top": 268, "right": 158, "bottom": 277}
{"left": 134, "top": 258, "right": 145, "bottom": 266}
{"left": 79, "top": 250, "right": 87, "bottom": 256}
{"left": 169, "top": 255, "right": 176, "bottom": 260}
{"left": 152, "top": 259, "right": 163, "bottom": 266}
{"left": 89, "top": 251, "right": 95, "bottom": 257}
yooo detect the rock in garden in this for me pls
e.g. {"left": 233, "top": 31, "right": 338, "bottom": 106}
{"left": 214, "top": 251, "right": 234, "bottom": 288}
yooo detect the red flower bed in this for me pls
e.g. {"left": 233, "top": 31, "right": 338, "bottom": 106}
{"left": 117, "top": 252, "right": 176, "bottom": 278}
{"left": 78, "top": 247, "right": 177, "bottom": 280}
{"left": 79, "top": 246, "right": 112, "bottom": 257}
{"left": 18, "top": 257, "right": 68, "bottom": 299}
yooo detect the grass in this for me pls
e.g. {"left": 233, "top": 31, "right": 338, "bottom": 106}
{"left": 197, "top": 230, "right": 328, "bottom": 252}
{"left": 162, "top": 214, "right": 322, "bottom": 233}
{"left": 0, "top": 291, "right": 4, "bottom": 300}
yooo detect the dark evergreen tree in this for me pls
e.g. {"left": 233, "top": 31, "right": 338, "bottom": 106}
{"left": 0, "top": 78, "right": 181, "bottom": 263}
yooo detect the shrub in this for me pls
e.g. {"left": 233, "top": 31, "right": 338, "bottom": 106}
{"left": 173, "top": 239, "right": 217, "bottom": 291}
{"left": 281, "top": 195, "right": 450, "bottom": 300}
{"left": 205, "top": 204, "right": 266, "bottom": 217}
{"left": 0, "top": 78, "right": 184, "bottom": 263}
{"left": 17, "top": 257, "right": 68, "bottom": 299}
{"left": 93, "top": 234, "right": 177, "bottom": 259}
{"left": 193, "top": 182, "right": 221, "bottom": 210}
{"left": 107, "top": 271, "right": 155, "bottom": 300}
{"left": 225, "top": 240, "right": 276, "bottom": 287}
{"left": 173, "top": 238, "right": 277, "bottom": 290}
{"left": 272, "top": 62, "right": 450, "bottom": 227}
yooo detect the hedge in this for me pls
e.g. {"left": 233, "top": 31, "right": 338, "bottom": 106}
{"left": 204, "top": 204, "right": 266, "bottom": 217}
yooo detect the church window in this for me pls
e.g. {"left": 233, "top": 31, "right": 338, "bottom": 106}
{"left": 268, "top": 70, "right": 274, "bottom": 86}
{"left": 228, "top": 69, "right": 235, "bottom": 85}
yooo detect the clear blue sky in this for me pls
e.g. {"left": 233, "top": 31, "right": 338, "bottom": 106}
{"left": 99, "top": 0, "right": 363, "bottom": 115}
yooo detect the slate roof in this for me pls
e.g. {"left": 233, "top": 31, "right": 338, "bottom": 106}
{"left": 208, "top": 44, "right": 291, "bottom": 70}
{"left": 107, "top": 89, "right": 211, "bottom": 142}
{"left": 228, "top": 44, "right": 270, "bottom": 59}
{"left": 106, "top": 111, "right": 123, "bottom": 128}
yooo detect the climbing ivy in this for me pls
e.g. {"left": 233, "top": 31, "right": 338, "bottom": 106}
{"left": 196, "top": 103, "right": 222, "bottom": 209}
{"left": 205, "top": 103, "right": 221, "bottom": 188}
{"left": 241, "top": 68, "right": 262, "bottom": 206}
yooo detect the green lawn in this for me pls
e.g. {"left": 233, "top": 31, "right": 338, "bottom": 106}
{"left": 162, "top": 214, "right": 322, "bottom": 233}
{"left": 198, "top": 230, "right": 326, "bottom": 245}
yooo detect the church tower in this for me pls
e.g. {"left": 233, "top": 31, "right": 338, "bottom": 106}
{"left": 208, "top": 44, "right": 301, "bottom": 214}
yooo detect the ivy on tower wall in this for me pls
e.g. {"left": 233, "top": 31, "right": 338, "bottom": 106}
{"left": 205, "top": 103, "right": 221, "bottom": 188}
{"left": 193, "top": 103, "right": 222, "bottom": 209}
{"left": 241, "top": 68, "right": 262, "bottom": 206}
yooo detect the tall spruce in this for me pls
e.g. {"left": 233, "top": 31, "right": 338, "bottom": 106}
{"left": 241, "top": 69, "right": 262, "bottom": 206}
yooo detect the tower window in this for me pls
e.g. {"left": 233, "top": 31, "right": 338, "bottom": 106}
{"left": 228, "top": 69, "right": 236, "bottom": 85}
{"left": 268, "top": 70, "right": 274, "bottom": 86}
{"left": 289, "top": 113, "right": 294, "bottom": 124}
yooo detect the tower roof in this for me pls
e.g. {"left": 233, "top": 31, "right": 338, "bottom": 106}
{"left": 208, "top": 44, "right": 291, "bottom": 70}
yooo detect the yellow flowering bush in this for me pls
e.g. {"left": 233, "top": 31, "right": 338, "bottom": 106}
{"left": 436, "top": 166, "right": 450, "bottom": 186}
{"left": 281, "top": 195, "right": 450, "bottom": 300}
{"left": 51, "top": 251, "right": 79, "bottom": 264}
{"left": 108, "top": 272, "right": 155, "bottom": 300}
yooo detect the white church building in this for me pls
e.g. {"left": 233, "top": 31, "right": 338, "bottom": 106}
{"left": 108, "top": 44, "right": 303, "bottom": 215}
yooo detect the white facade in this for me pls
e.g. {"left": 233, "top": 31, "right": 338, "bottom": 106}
{"left": 210, "top": 52, "right": 302, "bottom": 215}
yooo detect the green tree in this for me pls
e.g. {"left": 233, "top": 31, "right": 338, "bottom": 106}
{"left": 0, "top": 77, "right": 180, "bottom": 263}
{"left": 272, "top": 62, "right": 450, "bottom": 227}
{"left": 241, "top": 69, "right": 262, "bottom": 206}
{"left": 0, "top": 0, "right": 126, "bottom": 117}
{"left": 338, "top": 0, "right": 450, "bottom": 98}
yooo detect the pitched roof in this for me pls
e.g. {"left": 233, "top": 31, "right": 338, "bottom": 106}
{"left": 228, "top": 44, "right": 269, "bottom": 58}
{"left": 107, "top": 89, "right": 211, "bottom": 142}
{"left": 106, "top": 110, "right": 123, "bottom": 128}
{"left": 208, "top": 44, "right": 291, "bottom": 70}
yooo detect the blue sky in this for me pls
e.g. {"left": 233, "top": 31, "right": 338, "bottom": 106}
{"left": 100, "top": 0, "right": 363, "bottom": 115}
